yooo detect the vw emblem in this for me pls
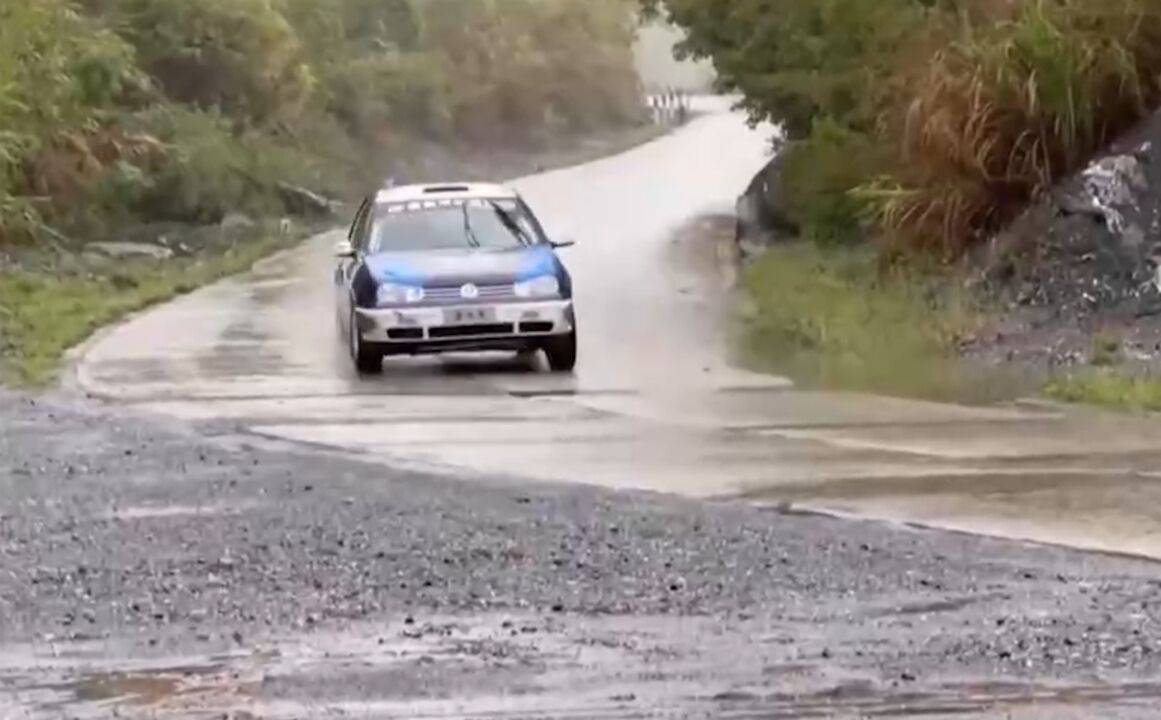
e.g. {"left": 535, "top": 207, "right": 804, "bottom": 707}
{"left": 460, "top": 283, "right": 479, "bottom": 299}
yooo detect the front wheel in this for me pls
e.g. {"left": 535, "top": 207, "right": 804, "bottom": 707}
{"left": 349, "top": 310, "right": 383, "bottom": 375}
{"left": 543, "top": 330, "right": 577, "bottom": 373}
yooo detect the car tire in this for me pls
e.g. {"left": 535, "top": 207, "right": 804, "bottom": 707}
{"left": 544, "top": 329, "right": 577, "bottom": 373}
{"left": 349, "top": 310, "right": 383, "bottom": 375}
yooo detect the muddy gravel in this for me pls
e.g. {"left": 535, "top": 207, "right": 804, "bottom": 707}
{"left": 3, "top": 389, "right": 1161, "bottom": 717}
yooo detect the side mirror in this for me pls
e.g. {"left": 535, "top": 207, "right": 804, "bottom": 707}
{"left": 335, "top": 239, "right": 356, "bottom": 258}
{"left": 551, "top": 237, "right": 577, "bottom": 249}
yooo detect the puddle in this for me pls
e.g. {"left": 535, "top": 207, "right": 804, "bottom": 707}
{"left": 103, "top": 501, "right": 263, "bottom": 521}
{"left": 9, "top": 661, "right": 237, "bottom": 718}
{"left": 6, "top": 614, "right": 1161, "bottom": 719}
{"left": 507, "top": 388, "right": 637, "bottom": 398}
{"left": 219, "top": 322, "right": 272, "bottom": 343}
{"left": 194, "top": 347, "right": 295, "bottom": 379}
{"left": 739, "top": 680, "right": 1161, "bottom": 718}
{"left": 71, "top": 667, "right": 206, "bottom": 704}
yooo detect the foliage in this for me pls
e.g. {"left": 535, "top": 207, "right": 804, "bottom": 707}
{"left": 648, "top": 0, "right": 1161, "bottom": 255}
{"left": 115, "top": 0, "right": 313, "bottom": 125}
{"left": 0, "top": 0, "right": 143, "bottom": 243}
{"left": 643, "top": 0, "right": 924, "bottom": 138}
{"left": 867, "top": 0, "right": 1161, "bottom": 255}
{"left": 0, "top": 0, "right": 646, "bottom": 246}
{"left": 778, "top": 119, "right": 882, "bottom": 245}
{"left": 421, "top": 0, "right": 644, "bottom": 142}
{"left": 124, "top": 106, "right": 315, "bottom": 223}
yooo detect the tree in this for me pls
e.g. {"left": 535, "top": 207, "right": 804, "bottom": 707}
{"left": 641, "top": 0, "right": 923, "bottom": 138}
{"left": 115, "top": 0, "right": 313, "bottom": 125}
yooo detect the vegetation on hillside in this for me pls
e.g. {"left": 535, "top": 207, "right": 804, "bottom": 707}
{"left": 0, "top": 0, "right": 646, "bottom": 247}
{"left": 644, "top": 0, "right": 1161, "bottom": 256}
{"left": 644, "top": 0, "right": 1161, "bottom": 405}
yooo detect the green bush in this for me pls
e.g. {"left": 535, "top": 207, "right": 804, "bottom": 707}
{"left": 0, "top": 0, "right": 646, "bottom": 246}
{"left": 0, "top": 0, "right": 142, "bottom": 242}
{"left": 779, "top": 119, "right": 881, "bottom": 246}
{"left": 421, "top": 0, "right": 643, "bottom": 143}
{"left": 124, "top": 107, "right": 310, "bottom": 223}
{"left": 650, "top": 0, "right": 1161, "bottom": 257}
{"left": 868, "top": 0, "right": 1161, "bottom": 255}
{"left": 115, "top": 0, "right": 313, "bottom": 125}
{"left": 645, "top": 0, "right": 922, "bottom": 138}
{"left": 321, "top": 51, "right": 448, "bottom": 141}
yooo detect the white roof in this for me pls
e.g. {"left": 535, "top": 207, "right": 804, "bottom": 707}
{"left": 374, "top": 182, "right": 518, "bottom": 204}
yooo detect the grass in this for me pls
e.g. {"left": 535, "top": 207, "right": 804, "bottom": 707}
{"left": 736, "top": 241, "right": 1161, "bottom": 413}
{"left": 0, "top": 232, "right": 295, "bottom": 387}
{"left": 736, "top": 242, "right": 1028, "bottom": 403}
{"left": 1044, "top": 371, "right": 1161, "bottom": 412}
{"left": 1042, "top": 333, "right": 1161, "bottom": 412}
{"left": 866, "top": 0, "right": 1161, "bottom": 256}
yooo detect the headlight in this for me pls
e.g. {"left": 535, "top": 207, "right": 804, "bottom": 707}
{"left": 377, "top": 282, "right": 425, "bottom": 306}
{"left": 513, "top": 275, "right": 560, "bottom": 299}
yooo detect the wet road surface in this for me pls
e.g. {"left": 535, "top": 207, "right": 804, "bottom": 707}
{"left": 73, "top": 96, "right": 1161, "bottom": 560}
{"left": 5, "top": 389, "right": 1161, "bottom": 719}
{"left": 12, "top": 95, "right": 1161, "bottom": 717}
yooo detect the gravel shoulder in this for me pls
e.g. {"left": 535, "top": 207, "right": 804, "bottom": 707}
{"left": 3, "top": 389, "right": 1161, "bottom": 718}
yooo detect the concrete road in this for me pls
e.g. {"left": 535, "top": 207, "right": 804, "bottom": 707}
{"left": 75, "top": 96, "right": 1161, "bottom": 559}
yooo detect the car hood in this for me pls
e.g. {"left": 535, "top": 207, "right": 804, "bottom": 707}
{"left": 364, "top": 246, "right": 557, "bottom": 287}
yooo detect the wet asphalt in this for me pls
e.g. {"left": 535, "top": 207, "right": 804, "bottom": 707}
{"left": 4, "top": 388, "right": 1161, "bottom": 718}
{"left": 71, "top": 97, "right": 1161, "bottom": 561}
{"left": 4, "top": 96, "right": 1161, "bottom": 716}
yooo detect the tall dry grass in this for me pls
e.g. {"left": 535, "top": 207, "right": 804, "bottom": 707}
{"left": 864, "top": 0, "right": 1161, "bottom": 256}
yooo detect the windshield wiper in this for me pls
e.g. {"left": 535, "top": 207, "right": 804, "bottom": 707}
{"left": 461, "top": 202, "right": 481, "bottom": 248}
{"left": 487, "top": 200, "right": 533, "bottom": 246}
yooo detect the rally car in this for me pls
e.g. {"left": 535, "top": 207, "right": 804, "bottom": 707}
{"left": 333, "top": 182, "right": 577, "bottom": 374}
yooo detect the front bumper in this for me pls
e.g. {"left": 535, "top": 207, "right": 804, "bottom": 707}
{"left": 355, "top": 299, "right": 575, "bottom": 350}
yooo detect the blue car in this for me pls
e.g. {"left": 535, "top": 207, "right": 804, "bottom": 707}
{"left": 334, "top": 182, "right": 578, "bottom": 374}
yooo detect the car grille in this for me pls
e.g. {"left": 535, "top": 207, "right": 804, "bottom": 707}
{"left": 429, "top": 323, "right": 514, "bottom": 338}
{"left": 423, "top": 284, "right": 516, "bottom": 303}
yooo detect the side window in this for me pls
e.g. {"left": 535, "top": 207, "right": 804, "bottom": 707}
{"left": 349, "top": 199, "right": 373, "bottom": 252}
{"left": 357, "top": 203, "right": 377, "bottom": 252}
{"left": 347, "top": 199, "right": 366, "bottom": 240}
{"left": 517, "top": 199, "right": 549, "bottom": 245}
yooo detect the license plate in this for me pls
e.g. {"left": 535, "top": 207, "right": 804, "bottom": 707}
{"left": 443, "top": 307, "right": 495, "bottom": 324}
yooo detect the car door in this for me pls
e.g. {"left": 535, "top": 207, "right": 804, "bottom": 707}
{"left": 336, "top": 198, "right": 371, "bottom": 325}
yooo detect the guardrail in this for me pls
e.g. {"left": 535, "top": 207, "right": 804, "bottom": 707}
{"left": 646, "top": 90, "right": 692, "bottom": 128}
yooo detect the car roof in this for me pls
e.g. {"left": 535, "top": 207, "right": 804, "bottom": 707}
{"left": 374, "top": 182, "right": 518, "bottom": 205}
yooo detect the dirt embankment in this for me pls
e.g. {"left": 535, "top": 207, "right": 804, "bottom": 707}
{"left": 962, "top": 109, "right": 1161, "bottom": 375}
{"left": 731, "top": 108, "right": 1161, "bottom": 392}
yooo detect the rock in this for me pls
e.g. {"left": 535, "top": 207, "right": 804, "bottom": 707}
{"left": 220, "top": 213, "right": 257, "bottom": 232}
{"left": 277, "top": 183, "right": 342, "bottom": 217}
{"left": 220, "top": 213, "right": 259, "bottom": 241}
{"left": 85, "top": 242, "right": 174, "bottom": 261}
{"left": 980, "top": 110, "right": 1161, "bottom": 315}
{"left": 962, "top": 109, "right": 1161, "bottom": 372}
{"left": 734, "top": 152, "right": 800, "bottom": 260}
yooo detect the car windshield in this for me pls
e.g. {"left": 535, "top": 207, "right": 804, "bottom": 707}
{"left": 368, "top": 197, "right": 547, "bottom": 253}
